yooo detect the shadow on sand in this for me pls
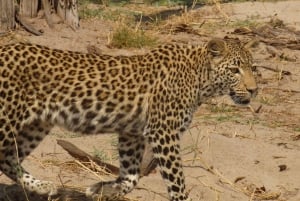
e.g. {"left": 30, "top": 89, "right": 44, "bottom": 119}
{"left": 0, "top": 184, "right": 92, "bottom": 201}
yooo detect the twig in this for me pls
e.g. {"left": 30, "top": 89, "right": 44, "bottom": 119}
{"left": 194, "top": 177, "right": 223, "bottom": 193}
{"left": 254, "top": 105, "right": 262, "bottom": 113}
{"left": 74, "top": 160, "right": 109, "bottom": 180}
{"left": 263, "top": 87, "right": 300, "bottom": 94}
{"left": 255, "top": 65, "right": 291, "bottom": 75}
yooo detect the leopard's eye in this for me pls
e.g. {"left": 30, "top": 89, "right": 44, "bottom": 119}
{"left": 229, "top": 68, "right": 240, "bottom": 74}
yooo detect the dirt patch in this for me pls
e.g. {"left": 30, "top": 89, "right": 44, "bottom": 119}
{"left": 0, "top": 1, "right": 299, "bottom": 201}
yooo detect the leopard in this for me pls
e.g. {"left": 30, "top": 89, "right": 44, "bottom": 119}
{"left": 0, "top": 38, "right": 257, "bottom": 201}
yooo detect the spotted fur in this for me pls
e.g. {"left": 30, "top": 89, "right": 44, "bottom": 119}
{"left": 0, "top": 38, "right": 257, "bottom": 201}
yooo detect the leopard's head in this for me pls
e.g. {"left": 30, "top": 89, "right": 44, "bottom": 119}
{"left": 207, "top": 38, "right": 258, "bottom": 105}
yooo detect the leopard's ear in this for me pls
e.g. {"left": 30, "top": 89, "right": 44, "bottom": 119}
{"left": 207, "top": 39, "right": 226, "bottom": 56}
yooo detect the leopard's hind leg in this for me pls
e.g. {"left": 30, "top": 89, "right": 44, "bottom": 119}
{"left": 86, "top": 134, "right": 145, "bottom": 200}
{"left": 0, "top": 119, "right": 57, "bottom": 196}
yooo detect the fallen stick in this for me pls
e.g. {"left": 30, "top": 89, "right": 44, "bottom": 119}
{"left": 255, "top": 65, "right": 291, "bottom": 75}
{"left": 232, "top": 25, "right": 300, "bottom": 50}
{"left": 258, "top": 38, "right": 300, "bottom": 50}
{"left": 57, "top": 139, "right": 157, "bottom": 177}
{"left": 264, "top": 87, "right": 300, "bottom": 94}
{"left": 57, "top": 139, "right": 119, "bottom": 175}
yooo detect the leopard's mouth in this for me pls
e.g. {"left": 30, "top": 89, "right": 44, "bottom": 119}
{"left": 229, "top": 90, "right": 251, "bottom": 105}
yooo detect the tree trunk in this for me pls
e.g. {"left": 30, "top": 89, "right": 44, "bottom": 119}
{"left": 0, "top": 0, "right": 15, "bottom": 31}
{"left": 0, "top": 0, "right": 79, "bottom": 32}
{"left": 19, "top": 0, "right": 39, "bottom": 17}
{"left": 18, "top": 0, "right": 79, "bottom": 30}
{"left": 55, "top": 0, "right": 79, "bottom": 29}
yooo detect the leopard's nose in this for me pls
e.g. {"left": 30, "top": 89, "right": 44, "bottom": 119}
{"left": 247, "top": 87, "right": 258, "bottom": 97}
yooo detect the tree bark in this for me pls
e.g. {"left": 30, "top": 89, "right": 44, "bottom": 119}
{"left": 55, "top": 0, "right": 79, "bottom": 29}
{"left": 0, "top": 0, "right": 15, "bottom": 31}
{"left": 41, "top": 0, "right": 55, "bottom": 28}
{"left": 19, "top": 0, "right": 39, "bottom": 17}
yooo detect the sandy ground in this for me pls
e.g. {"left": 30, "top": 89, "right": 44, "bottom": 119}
{"left": 0, "top": 1, "right": 299, "bottom": 201}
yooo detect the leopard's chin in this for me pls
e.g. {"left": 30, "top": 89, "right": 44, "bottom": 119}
{"left": 229, "top": 92, "right": 251, "bottom": 106}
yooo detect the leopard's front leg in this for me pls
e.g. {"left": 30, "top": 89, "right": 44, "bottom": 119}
{"left": 147, "top": 128, "right": 190, "bottom": 201}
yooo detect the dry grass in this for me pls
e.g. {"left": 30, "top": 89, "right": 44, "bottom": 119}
{"left": 108, "top": 24, "right": 157, "bottom": 48}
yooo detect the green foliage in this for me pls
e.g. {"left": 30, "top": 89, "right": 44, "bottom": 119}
{"left": 110, "top": 26, "right": 157, "bottom": 48}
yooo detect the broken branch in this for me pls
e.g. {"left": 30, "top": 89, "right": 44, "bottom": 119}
{"left": 57, "top": 139, "right": 119, "bottom": 175}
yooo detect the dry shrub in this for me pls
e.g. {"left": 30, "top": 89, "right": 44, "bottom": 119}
{"left": 109, "top": 25, "right": 157, "bottom": 48}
